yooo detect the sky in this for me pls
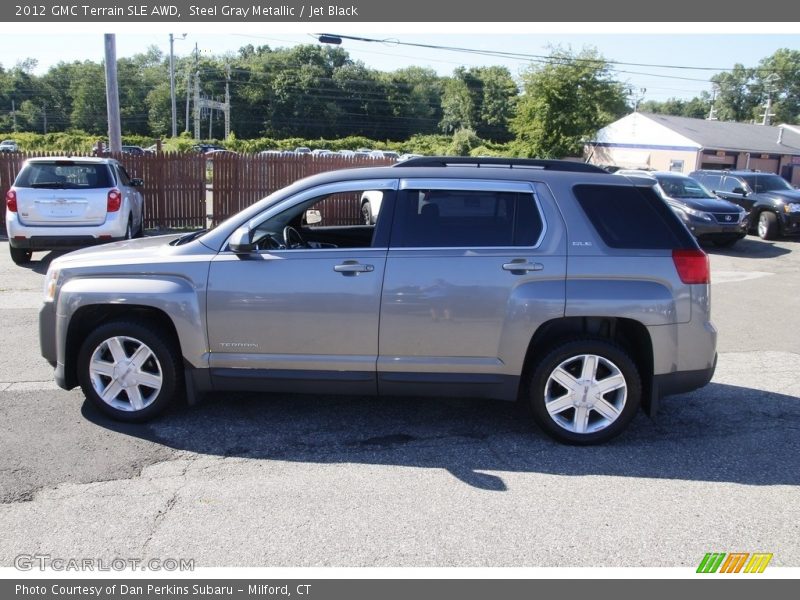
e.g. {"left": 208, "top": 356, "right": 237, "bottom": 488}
{"left": 2, "top": 27, "right": 799, "bottom": 103}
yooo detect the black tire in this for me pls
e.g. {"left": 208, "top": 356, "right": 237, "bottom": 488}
{"left": 77, "top": 319, "right": 183, "bottom": 422}
{"left": 124, "top": 216, "right": 134, "bottom": 240}
{"left": 135, "top": 207, "right": 145, "bottom": 238}
{"left": 757, "top": 211, "right": 779, "bottom": 240}
{"left": 361, "top": 201, "right": 373, "bottom": 225}
{"left": 9, "top": 246, "right": 32, "bottom": 265}
{"left": 525, "top": 338, "right": 641, "bottom": 445}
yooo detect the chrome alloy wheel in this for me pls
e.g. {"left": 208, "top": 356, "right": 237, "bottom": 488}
{"left": 88, "top": 336, "right": 163, "bottom": 412}
{"left": 758, "top": 213, "right": 768, "bottom": 238}
{"left": 544, "top": 354, "right": 627, "bottom": 434}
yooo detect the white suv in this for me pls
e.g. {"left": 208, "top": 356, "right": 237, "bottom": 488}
{"left": 0, "top": 139, "right": 19, "bottom": 153}
{"left": 5, "top": 157, "right": 145, "bottom": 265}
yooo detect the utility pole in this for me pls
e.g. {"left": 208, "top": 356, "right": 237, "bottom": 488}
{"left": 761, "top": 73, "right": 780, "bottom": 126}
{"left": 169, "top": 33, "right": 186, "bottom": 138}
{"left": 42, "top": 102, "right": 47, "bottom": 134}
{"left": 707, "top": 84, "right": 719, "bottom": 121}
{"left": 11, "top": 100, "right": 17, "bottom": 132}
{"left": 104, "top": 34, "right": 122, "bottom": 152}
{"left": 224, "top": 64, "right": 231, "bottom": 139}
{"left": 185, "top": 68, "right": 191, "bottom": 133}
{"left": 192, "top": 43, "right": 200, "bottom": 140}
{"left": 193, "top": 69, "right": 201, "bottom": 140}
{"left": 631, "top": 87, "right": 646, "bottom": 112}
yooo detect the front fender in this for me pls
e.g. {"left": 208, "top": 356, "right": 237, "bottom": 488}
{"left": 55, "top": 276, "right": 207, "bottom": 369}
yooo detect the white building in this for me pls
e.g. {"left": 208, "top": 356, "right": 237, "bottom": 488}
{"left": 586, "top": 112, "right": 800, "bottom": 185}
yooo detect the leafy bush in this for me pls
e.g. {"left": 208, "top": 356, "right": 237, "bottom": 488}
{"left": 0, "top": 132, "right": 502, "bottom": 157}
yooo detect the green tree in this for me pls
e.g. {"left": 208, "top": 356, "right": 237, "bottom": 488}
{"left": 639, "top": 94, "right": 711, "bottom": 119}
{"left": 755, "top": 49, "right": 800, "bottom": 124}
{"left": 69, "top": 61, "right": 107, "bottom": 135}
{"left": 380, "top": 67, "right": 443, "bottom": 139}
{"left": 511, "top": 48, "right": 628, "bottom": 158}
{"left": 711, "top": 64, "right": 759, "bottom": 122}
{"left": 439, "top": 66, "right": 517, "bottom": 141}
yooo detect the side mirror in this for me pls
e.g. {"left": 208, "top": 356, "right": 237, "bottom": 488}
{"left": 229, "top": 225, "right": 255, "bottom": 254}
{"left": 305, "top": 209, "right": 322, "bottom": 225}
{"left": 731, "top": 186, "right": 747, "bottom": 196}
{"left": 130, "top": 178, "right": 144, "bottom": 187}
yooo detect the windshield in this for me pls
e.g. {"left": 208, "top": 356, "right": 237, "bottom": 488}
{"left": 740, "top": 174, "right": 793, "bottom": 193}
{"left": 655, "top": 175, "right": 715, "bottom": 199}
{"left": 15, "top": 162, "right": 113, "bottom": 189}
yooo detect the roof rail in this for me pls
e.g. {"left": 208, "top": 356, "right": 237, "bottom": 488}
{"left": 393, "top": 156, "right": 608, "bottom": 173}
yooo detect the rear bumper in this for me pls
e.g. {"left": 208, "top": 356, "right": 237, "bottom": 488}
{"left": 9, "top": 236, "right": 125, "bottom": 250}
{"left": 6, "top": 211, "right": 129, "bottom": 250}
{"left": 653, "top": 354, "right": 717, "bottom": 398}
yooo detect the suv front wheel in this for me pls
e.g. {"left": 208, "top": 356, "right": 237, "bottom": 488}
{"left": 757, "top": 211, "right": 779, "bottom": 240}
{"left": 77, "top": 319, "right": 182, "bottom": 422}
{"left": 526, "top": 339, "right": 641, "bottom": 445}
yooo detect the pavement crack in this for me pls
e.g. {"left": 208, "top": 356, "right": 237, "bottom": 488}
{"left": 139, "top": 454, "right": 197, "bottom": 556}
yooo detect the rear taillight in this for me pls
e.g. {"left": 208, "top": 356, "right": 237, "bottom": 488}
{"left": 107, "top": 189, "right": 121, "bottom": 212}
{"left": 5, "top": 189, "right": 17, "bottom": 212}
{"left": 672, "top": 248, "right": 710, "bottom": 284}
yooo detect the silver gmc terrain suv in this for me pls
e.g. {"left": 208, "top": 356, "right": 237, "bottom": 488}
{"left": 39, "top": 157, "right": 717, "bottom": 444}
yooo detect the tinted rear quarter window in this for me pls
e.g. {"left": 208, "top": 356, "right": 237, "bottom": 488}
{"left": 573, "top": 184, "right": 694, "bottom": 249}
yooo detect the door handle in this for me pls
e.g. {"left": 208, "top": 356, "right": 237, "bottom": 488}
{"left": 334, "top": 262, "right": 374, "bottom": 275}
{"left": 502, "top": 260, "right": 543, "bottom": 274}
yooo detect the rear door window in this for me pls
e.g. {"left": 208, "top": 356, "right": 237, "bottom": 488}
{"left": 115, "top": 165, "right": 132, "bottom": 187}
{"left": 392, "top": 187, "right": 543, "bottom": 248}
{"left": 697, "top": 173, "right": 722, "bottom": 190}
{"left": 718, "top": 176, "right": 745, "bottom": 193}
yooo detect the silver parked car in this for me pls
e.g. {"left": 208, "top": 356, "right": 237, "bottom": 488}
{"left": 39, "top": 157, "right": 717, "bottom": 444}
{"left": 6, "top": 157, "right": 145, "bottom": 265}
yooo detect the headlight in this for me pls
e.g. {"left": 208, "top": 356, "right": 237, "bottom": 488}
{"left": 675, "top": 206, "right": 713, "bottom": 222}
{"left": 43, "top": 268, "right": 60, "bottom": 302}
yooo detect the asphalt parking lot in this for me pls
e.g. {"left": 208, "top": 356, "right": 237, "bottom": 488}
{"left": 0, "top": 235, "right": 798, "bottom": 568}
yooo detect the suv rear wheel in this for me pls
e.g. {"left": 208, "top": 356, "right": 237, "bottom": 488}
{"left": 9, "top": 246, "right": 32, "bottom": 265}
{"left": 77, "top": 320, "right": 182, "bottom": 422}
{"left": 526, "top": 339, "right": 641, "bottom": 445}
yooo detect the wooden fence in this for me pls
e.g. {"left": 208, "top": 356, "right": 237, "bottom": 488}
{"left": 0, "top": 151, "right": 394, "bottom": 230}
{"left": 209, "top": 154, "right": 394, "bottom": 225}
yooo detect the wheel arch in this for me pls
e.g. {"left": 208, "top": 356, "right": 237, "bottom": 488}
{"left": 64, "top": 304, "right": 182, "bottom": 390}
{"left": 522, "top": 316, "right": 655, "bottom": 414}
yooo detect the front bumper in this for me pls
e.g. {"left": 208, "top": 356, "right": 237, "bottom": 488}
{"left": 39, "top": 301, "right": 57, "bottom": 368}
{"left": 779, "top": 212, "right": 800, "bottom": 235}
{"left": 39, "top": 301, "right": 71, "bottom": 390}
{"left": 684, "top": 219, "right": 747, "bottom": 240}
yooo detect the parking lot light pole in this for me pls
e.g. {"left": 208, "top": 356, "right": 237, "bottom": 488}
{"left": 169, "top": 34, "right": 187, "bottom": 139}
